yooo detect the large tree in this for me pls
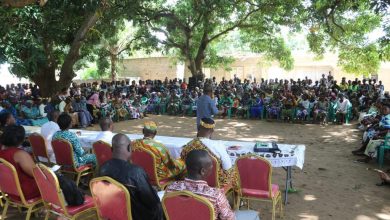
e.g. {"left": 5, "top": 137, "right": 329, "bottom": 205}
{"left": 307, "top": 0, "right": 389, "bottom": 75}
{"left": 137, "top": 0, "right": 305, "bottom": 80}
{"left": 0, "top": 0, "right": 140, "bottom": 97}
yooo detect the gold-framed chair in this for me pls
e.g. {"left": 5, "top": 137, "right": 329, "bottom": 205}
{"left": 90, "top": 176, "right": 132, "bottom": 220}
{"left": 131, "top": 147, "right": 173, "bottom": 190}
{"left": 162, "top": 190, "right": 215, "bottom": 220}
{"left": 28, "top": 132, "right": 52, "bottom": 164}
{"left": 235, "top": 154, "right": 283, "bottom": 220}
{"left": 92, "top": 140, "right": 112, "bottom": 169}
{"left": 51, "top": 138, "right": 94, "bottom": 186}
{"left": 0, "top": 158, "right": 43, "bottom": 220}
{"left": 32, "top": 163, "right": 96, "bottom": 220}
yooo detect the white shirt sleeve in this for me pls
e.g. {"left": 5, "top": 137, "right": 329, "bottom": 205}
{"left": 59, "top": 101, "right": 65, "bottom": 113}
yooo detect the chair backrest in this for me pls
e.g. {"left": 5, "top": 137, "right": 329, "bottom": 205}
{"left": 51, "top": 139, "right": 75, "bottom": 169}
{"left": 162, "top": 191, "right": 214, "bottom": 220}
{"left": 0, "top": 158, "right": 27, "bottom": 203}
{"left": 131, "top": 148, "right": 158, "bottom": 185}
{"left": 90, "top": 176, "right": 132, "bottom": 220}
{"left": 28, "top": 133, "right": 50, "bottom": 161}
{"left": 236, "top": 154, "right": 272, "bottom": 197}
{"left": 205, "top": 154, "right": 219, "bottom": 188}
{"left": 92, "top": 141, "right": 112, "bottom": 167}
{"left": 32, "top": 164, "right": 68, "bottom": 215}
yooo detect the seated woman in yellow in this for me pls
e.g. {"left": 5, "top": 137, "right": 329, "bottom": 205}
{"left": 180, "top": 118, "right": 234, "bottom": 186}
{"left": 133, "top": 121, "right": 185, "bottom": 180}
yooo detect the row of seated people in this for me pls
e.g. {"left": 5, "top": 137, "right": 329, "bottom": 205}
{"left": 351, "top": 99, "right": 390, "bottom": 184}
{"left": 0, "top": 116, "right": 277, "bottom": 219}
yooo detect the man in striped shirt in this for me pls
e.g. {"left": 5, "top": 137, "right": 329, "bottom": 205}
{"left": 166, "top": 150, "right": 235, "bottom": 220}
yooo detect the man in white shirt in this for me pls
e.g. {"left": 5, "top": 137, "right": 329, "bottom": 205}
{"left": 40, "top": 110, "right": 61, "bottom": 162}
{"left": 336, "top": 93, "right": 350, "bottom": 124}
{"left": 95, "top": 117, "right": 114, "bottom": 145}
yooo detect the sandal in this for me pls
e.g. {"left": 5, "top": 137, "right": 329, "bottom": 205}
{"left": 376, "top": 181, "right": 389, "bottom": 186}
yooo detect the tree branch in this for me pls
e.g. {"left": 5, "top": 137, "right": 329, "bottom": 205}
{"left": 59, "top": 11, "right": 100, "bottom": 80}
{"left": 1, "top": 0, "right": 47, "bottom": 7}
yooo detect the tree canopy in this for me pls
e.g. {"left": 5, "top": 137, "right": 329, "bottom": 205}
{"left": 0, "top": 0, "right": 388, "bottom": 96}
{"left": 0, "top": 0, "right": 141, "bottom": 96}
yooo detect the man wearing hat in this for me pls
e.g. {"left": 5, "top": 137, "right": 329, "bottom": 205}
{"left": 133, "top": 121, "right": 185, "bottom": 180}
{"left": 181, "top": 118, "right": 233, "bottom": 186}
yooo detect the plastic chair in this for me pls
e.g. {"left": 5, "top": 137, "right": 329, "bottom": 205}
{"left": 0, "top": 159, "right": 43, "bottom": 220}
{"left": 28, "top": 133, "right": 51, "bottom": 164}
{"left": 235, "top": 154, "right": 283, "bottom": 220}
{"left": 51, "top": 139, "right": 94, "bottom": 186}
{"left": 162, "top": 191, "right": 214, "bottom": 220}
{"left": 90, "top": 176, "right": 132, "bottom": 220}
{"left": 92, "top": 141, "right": 112, "bottom": 168}
{"left": 345, "top": 101, "right": 353, "bottom": 124}
{"left": 378, "top": 133, "right": 390, "bottom": 168}
{"left": 131, "top": 147, "right": 173, "bottom": 190}
{"left": 32, "top": 164, "right": 96, "bottom": 220}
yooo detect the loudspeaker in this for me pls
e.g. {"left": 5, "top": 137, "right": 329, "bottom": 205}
{"left": 188, "top": 77, "right": 197, "bottom": 90}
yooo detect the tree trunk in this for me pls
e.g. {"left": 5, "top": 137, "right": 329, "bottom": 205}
{"left": 32, "top": 11, "right": 99, "bottom": 97}
{"left": 31, "top": 67, "right": 60, "bottom": 98}
{"left": 110, "top": 54, "right": 117, "bottom": 81}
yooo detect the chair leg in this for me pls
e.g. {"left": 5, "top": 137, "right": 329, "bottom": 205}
{"left": 44, "top": 211, "right": 50, "bottom": 220}
{"left": 379, "top": 146, "right": 385, "bottom": 168}
{"left": 2, "top": 199, "right": 9, "bottom": 219}
{"left": 272, "top": 199, "right": 276, "bottom": 220}
{"left": 25, "top": 206, "right": 33, "bottom": 220}
{"left": 76, "top": 172, "right": 82, "bottom": 186}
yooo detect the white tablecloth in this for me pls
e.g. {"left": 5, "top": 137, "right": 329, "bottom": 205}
{"left": 24, "top": 126, "right": 305, "bottom": 169}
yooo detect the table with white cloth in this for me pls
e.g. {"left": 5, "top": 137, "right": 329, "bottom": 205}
{"left": 24, "top": 126, "right": 305, "bottom": 205}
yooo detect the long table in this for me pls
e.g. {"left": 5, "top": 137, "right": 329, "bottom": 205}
{"left": 24, "top": 126, "right": 305, "bottom": 205}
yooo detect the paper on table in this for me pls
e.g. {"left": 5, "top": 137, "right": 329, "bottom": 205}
{"left": 50, "top": 165, "right": 61, "bottom": 172}
{"left": 158, "top": 191, "right": 165, "bottom": 201}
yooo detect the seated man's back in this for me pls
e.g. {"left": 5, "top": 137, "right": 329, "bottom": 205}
{"left": 99, "top": 134, "right": 163, "bottom": 220}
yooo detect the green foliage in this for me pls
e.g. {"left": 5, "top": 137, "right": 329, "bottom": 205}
{"left": 0, "top": 0, "right": 142, "bottom": 96}
{"left": 307, "top": 0, "right": 388, "bottom": 75}
{"left": 136, "top": 0, "right": 305, "bottom": 76}
{"left": 81, "top": 66, "right": 108, "bottom": 80}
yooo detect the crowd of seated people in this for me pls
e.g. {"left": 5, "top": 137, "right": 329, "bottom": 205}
{"left": 352, "top": 100, "right": 390, "bottom": 163}
{"left": 0, "top": 73, "right": 387, "bottom": 129}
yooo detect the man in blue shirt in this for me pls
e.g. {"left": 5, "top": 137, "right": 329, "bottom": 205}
{"left": 196, "top": 84, "right": 219, "bottom": 128}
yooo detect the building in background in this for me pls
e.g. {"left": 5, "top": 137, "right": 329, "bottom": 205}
{"left": 119, "top": 52, "right": 390, "bottom": 89}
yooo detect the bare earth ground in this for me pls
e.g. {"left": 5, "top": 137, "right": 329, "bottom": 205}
{"left": 3, "top": 115, "right": 390, "bottom": 220}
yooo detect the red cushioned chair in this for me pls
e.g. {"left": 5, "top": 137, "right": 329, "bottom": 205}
{"left": 131, "top": 147, "right": 173, "bottom": 190}
{"left": 235, "top": 154, "right": 283, "bottom": 220}
{"left": 28, "top": 133, "right": 52, "bottom": 164}
{"left": 51, "top": 139, "right": 93, "bottom": 186}
{"left": 90, "top": 176, "right": 132, "bottom": 220}
{"left": 32, "top": 163, "right": 96, "bottom": 220}
{"left": 206, "top": 154, "right": 233, "bottom": 195}
{"left": 0, "top": 158, "right": 43, "bottom": 220}
{"left": 92, "top": 141, "right": 112, "bottom": 168}
{"left": 162, "top": 191, "right": 214, "bottom": 220}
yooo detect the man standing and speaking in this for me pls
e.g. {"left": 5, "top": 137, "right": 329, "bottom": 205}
{"left": 196, "top": 84, "right": 220, "bottom": 129}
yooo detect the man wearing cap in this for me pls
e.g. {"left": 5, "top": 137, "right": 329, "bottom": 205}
{"left": 181, "top": 118, "right": 233, "bottom": 186}
{"left": 133, "top": 121, "right": 186, "bottom": 180}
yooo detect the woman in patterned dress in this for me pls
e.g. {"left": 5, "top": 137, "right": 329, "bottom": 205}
{"left": 52, "top": 113, "right": 96, "bottom": 167}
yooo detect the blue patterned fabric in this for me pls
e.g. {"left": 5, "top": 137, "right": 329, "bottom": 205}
{"left": 380, "top": 114, "right": 390, "bottom": 129}
{"left": 52, "top": 130, "right": 96, "bottom": 167}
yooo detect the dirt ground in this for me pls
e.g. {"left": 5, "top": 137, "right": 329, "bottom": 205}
{"left": 4, "top": 115, "right": 390, "bottom": 220}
